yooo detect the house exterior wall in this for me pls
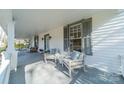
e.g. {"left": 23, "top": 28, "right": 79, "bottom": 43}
{"left": 86, "top": 10, "right": 124, "bottom": 74}
{"left": 37, "top": 10, "right": 124, "bottom": 74}
{"left": 38, "top": 26, "right": 64, "bottom": 52}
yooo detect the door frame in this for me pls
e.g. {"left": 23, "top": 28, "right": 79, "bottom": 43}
{"left": 44, "top": 34, "right": 50, "bottom": 51}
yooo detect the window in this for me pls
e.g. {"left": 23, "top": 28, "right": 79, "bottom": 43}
{"left": 63, "top": 18, "right": 92, "bottom": 55}
{"left": 69, "top": 23, "right": 82, "bottom": 52}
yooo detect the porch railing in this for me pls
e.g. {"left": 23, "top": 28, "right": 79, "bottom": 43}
{"left": 0, "top": 52, "right": 11, "bottom": 84}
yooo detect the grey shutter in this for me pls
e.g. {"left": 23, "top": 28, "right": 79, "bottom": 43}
{"left": 83, "top": 18, "right": 92, "bottom": 55}
{"left": 63, "top": 26, "right": 69, "bottom": 51}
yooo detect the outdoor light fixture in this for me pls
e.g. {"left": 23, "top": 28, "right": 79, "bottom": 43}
{"left": 41, "top": 35, "right": 51, "bottom": 40}
{"left": 49, "top": 36, "right": 52, "bottom": 39}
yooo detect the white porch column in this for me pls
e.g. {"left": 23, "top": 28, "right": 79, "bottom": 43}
{"left": 7, "top": 21, "right": 15, "bottom": 52}
{"left": 6, "top": 21, "right": 18, "bottom": 71}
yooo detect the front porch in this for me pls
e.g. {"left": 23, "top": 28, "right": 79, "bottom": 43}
{"left": 1, "top": 9, "right": 124, "bottom": 84}
{"left": 9, "top": 51, "right": 124, "bottom": 84}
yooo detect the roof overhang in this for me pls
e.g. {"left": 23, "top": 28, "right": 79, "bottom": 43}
{"left": 0, "top": 9, "right": 118, "bottom": 39}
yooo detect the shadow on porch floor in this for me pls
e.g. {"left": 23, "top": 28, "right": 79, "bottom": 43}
{"left": 9, "top": 51, "right": 124, "bottom": 84}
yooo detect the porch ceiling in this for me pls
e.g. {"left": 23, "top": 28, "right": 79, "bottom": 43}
{"left": 13, "top": 9, "right": 116, "bottom": 39}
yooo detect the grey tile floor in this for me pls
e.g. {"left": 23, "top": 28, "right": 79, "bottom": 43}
{"left": 9, "top": 51, "right": 124, "bottom": 84}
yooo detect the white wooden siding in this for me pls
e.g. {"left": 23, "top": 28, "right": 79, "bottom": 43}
{"left": 37, "top": 10, "right": 124, "bottom": 74}
{"left": 86, "top": 10, "right": 124, "bottom": 74}
{"left": 38, "top": 26, "right": 64, "bottom": 52}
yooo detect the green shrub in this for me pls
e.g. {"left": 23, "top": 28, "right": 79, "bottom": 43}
{"left": 0, "top": 47, "right": 6, "bottom": 53}
{"left": 15, "top": 43, "right": 27, "bottom": 49}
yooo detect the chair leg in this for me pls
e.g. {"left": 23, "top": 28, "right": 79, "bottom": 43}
{"left": 44, "top": 54, "right": 47, "bottom": 63}
{"left": 62, "top": 63, "right": 63, "bottom": 67}
{"left": 69, "top": 67, "right": 72, "bottom": 78}
{"left": 44, "top": 58, "right": 47, "bottom": 64}
{"left": 54, "top": 58, "right": 56, "bottom": 63}
{"left": 83, "top": 64, "right": 86, "bottom": 72}
{"left": 82, "top": 61, "right": 86, "bottom": 72}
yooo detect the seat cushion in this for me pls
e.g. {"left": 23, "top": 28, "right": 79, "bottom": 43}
{"left": 63, "top": 58, "right": 83, "bottom": 68}
{"left": 46, "top": 54, "right": 55, "bottom": 59}
{"left": 50, "top": 49, "right": 56, "bottom": 54}
{"left": 70, "top": 51, "right": 80, "bottom": 60}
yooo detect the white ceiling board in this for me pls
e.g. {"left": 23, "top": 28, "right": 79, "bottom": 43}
{"left": 13, "top": 9, "right": 117, "bottom": 39}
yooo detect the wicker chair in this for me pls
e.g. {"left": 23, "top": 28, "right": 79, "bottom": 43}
{"left": 44, "top": 48, "right": 59, "bottom": 63}
{"left": 62, "top": 51, "right": 85, "bottom": 77}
